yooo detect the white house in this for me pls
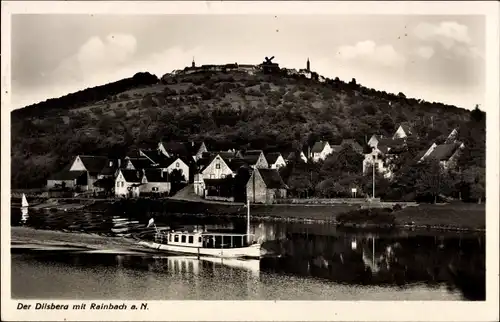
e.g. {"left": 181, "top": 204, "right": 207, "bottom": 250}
{"left": 161, "top": 157, "right": 190, "bottom": 183}
{"left": 367, "top": 135, "right": 382, "bottom": 149}
{"left": 310, "top": 141, "right": 333, "bottom": 162}
{"left": 194, "top": 153, "right": 247, "bottom": 196}
{"left": 265, "top": 152, "right": 287, "bottom": 169}
{"left": 115, "top": 169, "right": 144, "bottom": 198}
{"left": 393, "top": 124, "right": 413, "bottom": 140}
{"left": 420, "top": 142, "right": 465, "bottom": 170}
{"left": 142, "top": 169, "right": 171, "bottom": 195}
{"left": 362, "top": 149, "right": 392, "bottom": 178}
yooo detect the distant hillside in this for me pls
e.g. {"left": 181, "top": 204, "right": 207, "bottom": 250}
{"left": 10, "top": 65, "right": 484, "bottom": 188}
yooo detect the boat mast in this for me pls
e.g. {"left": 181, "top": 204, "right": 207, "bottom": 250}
{"left": 246, "top": 198, "right": 251, "bottom": 244}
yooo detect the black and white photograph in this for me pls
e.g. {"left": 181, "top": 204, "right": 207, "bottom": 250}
{"left": 1, "top": 1, "right": 499, "bottom": 321}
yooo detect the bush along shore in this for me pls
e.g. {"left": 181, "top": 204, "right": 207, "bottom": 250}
{"left": 83, "top": 198, "right": 486, "bottom": 232}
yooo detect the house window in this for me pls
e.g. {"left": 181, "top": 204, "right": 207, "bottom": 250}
{"left": 121, "top": 182, "right": 124, "bottom": 187}
{"left": 152, "top": 187, "right": 159, "bottom": 192}
{"left": 181, "top": 235, "right": 187, "bottom": 243}
{"left": 188, "top": 236, "right": 194, "bottom": 244}
{"left": 169, "top": 234, "right": 173, "bottom": 242}
{"left": 174, "top": 235, "right": 179, "bottom": 242}
{"left": 116, "top": 181, "right": 120, "bottom": 188}
{"left": 198, "top": 237, "right": 202, "bottom": 243}
{"left": 176, "top": 162, "right": 180, "bottom": 168}
{"left": 216, "top": 163, "right": 221, "bottom": 169}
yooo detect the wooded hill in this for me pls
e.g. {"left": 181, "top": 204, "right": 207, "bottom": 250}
{"left": 11, "top": 67, "right": 485, "bottom": 202}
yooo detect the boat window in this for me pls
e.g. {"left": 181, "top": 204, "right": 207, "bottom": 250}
{"left": 174, "top": 235, "right": 179, "bottom": 242}
{"left": 169, "top": 234, "right": 172, "bottom": 242}
{"left": 181, "top": 235, "right": 186, "bottom": 243}
{"left": 198, "top": 237, "right": 202, "bottom": 243}
{"left": 188, "top": 236, "right": 194, "bottom": 244}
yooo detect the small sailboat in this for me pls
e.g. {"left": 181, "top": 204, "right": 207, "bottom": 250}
{"left": 138, "top": 200, "right": 263, "bottom": 259}
{"left": 21, "top": 193, "right": 29, "bottom": 208}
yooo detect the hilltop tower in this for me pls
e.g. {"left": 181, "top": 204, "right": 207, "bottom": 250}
{"left": 192, "top": 57, "right": 195, "bottom": 68}
{"left": 306, "top": 58, "right": 310, "bottom": 72}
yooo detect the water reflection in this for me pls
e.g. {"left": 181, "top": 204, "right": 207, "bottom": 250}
{"left": 10, "top": 208, "right": 485, "bottom": 300}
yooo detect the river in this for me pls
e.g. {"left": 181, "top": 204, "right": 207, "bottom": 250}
{"left": 10, "top": 208, "right": 485, "bottom": 300}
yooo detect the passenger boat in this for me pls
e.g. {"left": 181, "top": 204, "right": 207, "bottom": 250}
{"left": 138, "top": 200, "right": 263, "bottom": 259}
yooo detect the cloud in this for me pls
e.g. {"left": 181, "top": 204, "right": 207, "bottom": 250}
{"left": 336, "top": 40, "right": 406, "bottom": 67}
{"left": 416, "top": 46, "right": 435, "bottom": 59}
{"left": 414, "top": 21, "right": 472, "bottom": 49}
{"left": 51, "top": 33, "right": 137, "bottom": 85}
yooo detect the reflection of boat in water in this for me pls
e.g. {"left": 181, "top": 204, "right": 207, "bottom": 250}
{"left": 138, "top": 200, "right": 263, "bottom": 259}
{"left": 151, "top": 255, "right": 260, "bottom": 276}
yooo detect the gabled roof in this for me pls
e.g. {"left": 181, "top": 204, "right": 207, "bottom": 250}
{"left": 161, "top": 141, "right": 191, "bottom": 157}
{"left": 226, "top": 158, "right": 251, "bottom": 171}
{"left": 330, "top": 145, "right": 343, "bottom": 153}
{"left": 140, "top": 149, "right": 186, "bottom": 167}
{"left": 256, "top": 169, "right": 288, "bottom": 189}
{"left": 127, "top": 157, "right": 154, "bottom": 170}
{"left": 341, "top": 139, "right": 363, "bottom": 152}
{"left": 144, "top": 169, "right": 169, "bottom": 183}
{"left": 100, "top": 158, "right": 123, "bottom": 176}
{"left": 242, "top": 150, "right": 264, "bottom": 165}
{"left": 311, "top": 141, "right": 329, "bottom": 153}
{"left": 78, "top": 156, "right": 108, "bottom": 173}
{"left": 265, "top": 152, "right": 283, "bottom": 164}
{"left": 397, "top": 123, "right": 413, "bottom": 135}
{"left": 427, "top": 143, "right": 463, "bottom": 161}
{"left": 118, "top": 169, "right": 143, "bottom": 183}
{"left": 184, "top": 141, "right": 206, "bottom": 154}
{"left": 284, "top": 150, "right": 306, "bottom": 161}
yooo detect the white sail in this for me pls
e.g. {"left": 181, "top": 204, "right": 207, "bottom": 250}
{"left": 21, "top": 193, "right": 29, "bottom": 207}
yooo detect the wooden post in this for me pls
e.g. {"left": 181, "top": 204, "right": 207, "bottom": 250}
{"left": 247, "top": 199, "right": 251, "bottom": 244}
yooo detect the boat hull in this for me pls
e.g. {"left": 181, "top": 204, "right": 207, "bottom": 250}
{"left": 137, "top": 240, "right": 262, "bottom": 259}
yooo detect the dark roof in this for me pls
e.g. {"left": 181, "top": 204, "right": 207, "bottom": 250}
{"left": 119, "top": 169, "right": 143, "bottom": 183}
{"left": 161, "top": 141, "right": 191, "bottom": 157}
{"left": 140, "top": 150, "right": 184, "bottom": 167}
{"left": 311, "top": 141, "right": 328, "bottom": 153}
{"left": 144, "top": 169, "right": 169, "bottom": 183}
{"left": 256, "top": 169, "right": 288, "bottom": 189}
{"left": 49, "top": 170, "right": 87, "bottom": 181}
{"left": 127, "top": 157, "right": 154, "bottom": 170}
{"left": 265, "top": 152, "right": 282, "bottom": 164}
{"left": 78, "top": 156, "right": 108, "bottom": 173}
{"left": 201, "top": 151, "right": 240, "bottom": 160}
{"left": 242, "top": 151, "right": 263, "bottom": 165}
{"left": 184, "top": 141, "right": 205, "bottom": 154}
{"left": 330, "top": 145, "right": 343, "bottom": 153}
{"left": 226, "top": 158, "right": 250, "bottom": 171}
{"left": 341, "top": 139, "right": 363, "bottom": 152}
{"left": 396, "top": 123, "right": 413, "bottom": 135}
{"left": 100, "top": 158, "right": 122, "bottom": 176}
{"left": 414, "top": 149, "right": 429, "bottom": 162}
{"left": 427, "top": 143, "right": 462, "bottom": 161}
{"left": 284, "top": 150, "right": 306, "bottom": 161}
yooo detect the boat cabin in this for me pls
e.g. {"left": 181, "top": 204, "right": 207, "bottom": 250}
{"left": 157, "top": 230, "right": 253, "bottom": 248}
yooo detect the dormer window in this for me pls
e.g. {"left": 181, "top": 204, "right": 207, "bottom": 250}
{"left": 216, "top": 163, "right": 221, "bottom": 169}
{"left": 175, "top": 162, "right": 180, "bottom": 168}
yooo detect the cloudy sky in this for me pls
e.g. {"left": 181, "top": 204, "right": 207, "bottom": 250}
{"left": 11, "top": 14, "right": 485, "bottom": 110}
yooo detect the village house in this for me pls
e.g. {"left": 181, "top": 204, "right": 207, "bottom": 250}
{"left": 185, "top": 141, "right": 208, "bottom": 161}
{"left": 362, "top": 140, "right": 406, "bottom": 179}
{"left": 393, "top": 123, "right": 413, "bottom": 140}
{"left": 194, "top": 152, "right": 249, "bottom": 196}
{"left": 367, "top": 134, "right": 383, "bottom": 149}
{"left": 66, "top": 155, "right": 108, "bottom": 191}
{"left": 47, "top": 164, "right": 88, "bottom": 190}
{"left": 115, "top": 169, "right": 144, "bottom": 198}
{"left": 340, "top": 139, "right": 364, "bottom": 154}
{"left": 310, "top": 141, "right": 333, "bottom": 162}
{"left": 246, "top": 168, "right": 288, "bottom": 204}
{"left": 241, "top": 150, "right": 269, "bottom": 169}
{"left": 419, "top": 142, "right": 465, "bottom": 170}
{"left": 98, "top": 158, "right": 122, "bottom": 179}
{"left": 265, "top": 152, "right": 287, "bottom": 169}
{"left": 444, "top": 128, "right": 459, "bottom": 144}
{"left": 284, "top": 150, "right": 308, "bottom": 163}
{"left": 142, "top": 169, "right": 171, "bottom": 195}
{"left": 138, "top": 149, "right": 191, "bottom": 182}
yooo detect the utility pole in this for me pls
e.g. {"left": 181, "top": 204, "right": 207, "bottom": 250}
{"left": 372, "top": 152, "right": 376, "bottom": 199}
